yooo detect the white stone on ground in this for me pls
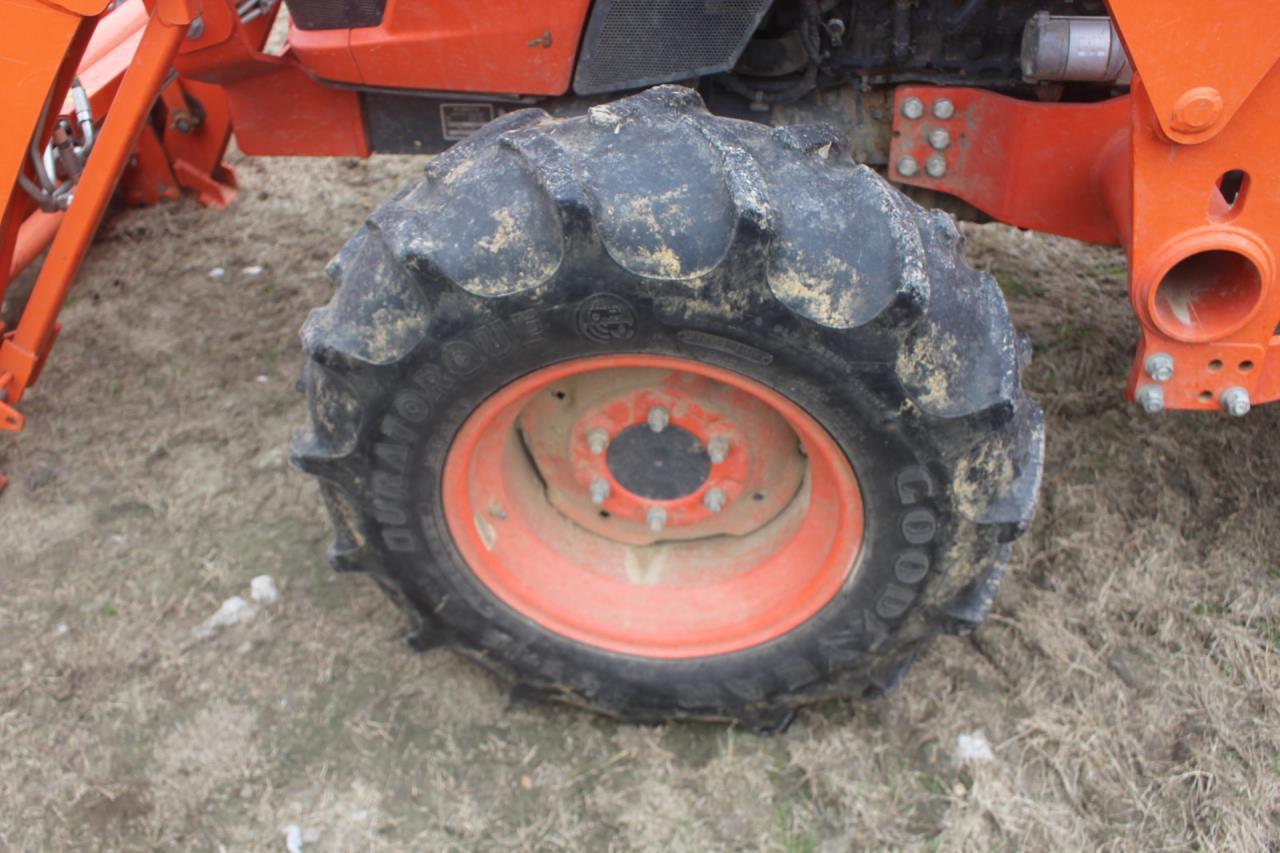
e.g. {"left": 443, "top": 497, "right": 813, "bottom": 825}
{"left": 956, "top": 731, "right": 995, "bottom": 763}
{"left": 250, "top": 574, "right": 279, "bottom": 605}
{"left": 192, "top": 595, "right": 258, "bottom": 640}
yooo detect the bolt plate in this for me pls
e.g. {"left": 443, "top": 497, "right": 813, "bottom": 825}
{"left": 516, "top": 367, "right": 806, "bottom": 545}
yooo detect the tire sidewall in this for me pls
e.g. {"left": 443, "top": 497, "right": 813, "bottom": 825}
{"left": 362, "top": 280, "right": 956, "bottom": 714}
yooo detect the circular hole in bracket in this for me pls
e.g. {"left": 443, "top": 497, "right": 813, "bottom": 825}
{"left": 1198, "top": 390, "right": 1213, "bottom": 403}
{"left": 1208, "top": 359, "right": 1224, "bottom": 372}
{"left": 1151, "top": 250, "right": 1264, "bottom": 342}
{"left": 1239, "top": 360, "right": 1255, "bottom": 373}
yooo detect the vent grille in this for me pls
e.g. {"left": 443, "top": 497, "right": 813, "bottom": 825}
{"left": 284, "top": 0, "right": 385, "bottom": 31}
{"left": 573, "top": 0, "right": 773, "bottom": 95}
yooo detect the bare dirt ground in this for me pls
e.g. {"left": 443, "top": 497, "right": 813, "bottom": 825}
{"left": 2, "top": 149, "right": 1278, "bottom": 852}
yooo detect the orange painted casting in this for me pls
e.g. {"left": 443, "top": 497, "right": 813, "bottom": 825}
{"left": 5, "top": 0, "right": 1280, "bottom": 471}
{"left": 892, "top": 64, "right": 1280, "bottom": 411}
{"left": 441, "top": 355, "right": 865, "bottom": 659}
{"left": 1106, "top": 0, "right": 1280, "bottom": 146}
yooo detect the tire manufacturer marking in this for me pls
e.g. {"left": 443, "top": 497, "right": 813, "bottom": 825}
{"left": 576, "top": 295, "right": 637, "bottom": 343}
{"left": 873, "top": 465, "right": 937, "bottom": 621}
{"left": 372, "top": 308, "right": 546, "bottom": 553}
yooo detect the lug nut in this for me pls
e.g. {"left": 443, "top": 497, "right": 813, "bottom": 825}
{"left": 928, "top": 128, "right": 951, "bottom": 150}
{"left": 1221, "top": 386, "right": 1250, "bottom": 417}
{"left": 704, "top": 487, "right": 726, "bottom": 513}
{"left": 897, "top": 156, "right": 919, "bottom": 178}
{"left": 932, "top": 98, "right": 956, "bottom": 120}
{"left": 901, "top": 96, "right": 924, "bottom": 120}
{"left": 647, "top": 406, "right": 669, "bottom": 433}
{"left": 1135, "top": 384, "right": 1164, "bottom": 414}
{"left": 646, "top": 506, "right": 667, "bottom": 533}
{"left": 925, "top": 155, "right": 947, "bottom": 178}
{"left": 586, "top": 428, "right": 610, "bottom": 454}
{"left": 589, "top": 477, "right": 611, "bottom": 506}
{"left": 1144, "top": 352, "right": 1175, "bottom": 382}
{"left": 707, "top": 436, "right": 729, "bottom": 464}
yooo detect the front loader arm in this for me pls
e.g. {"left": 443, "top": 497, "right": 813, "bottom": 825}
{"left": 0, "top": 0, "right": 198, "bottom": 457}
{"left": 0, "top": 0, "right": 364, "bottom": 488}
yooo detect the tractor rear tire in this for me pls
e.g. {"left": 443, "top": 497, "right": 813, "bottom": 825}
{"left": 291, "top": 86, "right": 1043, "bottom": 729}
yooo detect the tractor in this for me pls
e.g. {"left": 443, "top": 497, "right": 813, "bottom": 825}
{"left": 1, "top": 0, "right": 1273, "bottom": 728}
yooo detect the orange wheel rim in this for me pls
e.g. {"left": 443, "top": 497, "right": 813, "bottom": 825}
{"left": 441, "top": 354, "right": 865, "bottom": 659}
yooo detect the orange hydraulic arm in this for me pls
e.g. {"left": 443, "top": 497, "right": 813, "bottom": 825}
{"left": 0, "top": 0, "right": 362, "bottom": 490}
{"left": 0, "top": 0, "right": 197, "bottom": 439}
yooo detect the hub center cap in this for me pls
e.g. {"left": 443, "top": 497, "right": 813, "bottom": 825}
{"left": 607, "top": 424, "right": 710, "bottom": 500}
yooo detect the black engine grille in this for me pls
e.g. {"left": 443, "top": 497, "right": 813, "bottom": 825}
{"left": 573, "top": 0, "right": 773, "bottom": 95}
{"left": 284, "top": 0, "right": 384, "bottom": 31}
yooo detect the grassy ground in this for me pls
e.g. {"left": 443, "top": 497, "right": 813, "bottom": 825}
{"left": 1, "top": 150, "right": 1277, "bottom": 851}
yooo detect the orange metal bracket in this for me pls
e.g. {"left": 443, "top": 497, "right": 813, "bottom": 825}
{"left": 892, "top": 73, "right": 1280, "bottom": 413}
{"left": 1105, "top": 0, "right": 1280, "bottom": 145}
{"left": 0, "top": 371, "right": 24, "bottom": 432}
{"left": 1122, "top": 72, "right": 1280, "bottom": 410}
{"left": 890, "top": 87, "right": 1128, "bottom": 246}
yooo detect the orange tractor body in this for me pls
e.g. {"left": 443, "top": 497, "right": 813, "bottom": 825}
{"left": 7, "top": 0, "right": 1280, "bottom": 460}
{"left": 4, "top": 0, "right": 1277, "bottom": 720}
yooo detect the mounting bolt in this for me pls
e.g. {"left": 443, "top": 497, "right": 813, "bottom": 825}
{"left": 646, "top": 506, "right": 667, "bottom": 533}
{"left": 928, "top": 128, "right": 951, "bottom": 150}
{"left": 707, "top": 436, "right": 729, "bottom": 464}
{"left": 704, "top": 487, "right": 727, "bottom": 513}
{"left": 1221, "top": 386, "right": 1250, "bottom": 417}
{"left": 825, "top": 17, "right": 846, "bottom": 46}
{"left": 647, "top": 406, "right": 669, "bottom": 433}
{"left": 1135, "top": 384, "right": 1164, "bottom": 414}
{"left": 932, "top": 98, "right": 956, "bottom": 120}
{"left": 589, "top": 477, "right": 611, "bottom": 506}
{"left": 586, "top": 428, "right": 609, "bottom": 454}
{"left": 1144, "top": 352, "right": 1175, "bottom": 383}
{"left": 925, "top": 155, "right": 947, "bottom": 178}
{"left": 897, "top": 156, "right": 919, "bottom": 178}
{"left": 901, "top": 96, "right": 925, "bottom": 120}
{"left": 1170, "top": 86, "right": 1223, "bottom": 134}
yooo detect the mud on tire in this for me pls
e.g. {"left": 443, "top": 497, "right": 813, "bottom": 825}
{"left": 291, "top": 86, "right": 1043, "bottom": 729}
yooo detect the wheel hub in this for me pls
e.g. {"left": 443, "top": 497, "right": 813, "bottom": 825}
{"left": 442, "top": 354, "right": 865, "bottom": 658}
{"left": 606, "top": 423, "right": 710, "bottom": 500}
{"left": 521, "top": 368, "right": 806, "bottom": 544}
